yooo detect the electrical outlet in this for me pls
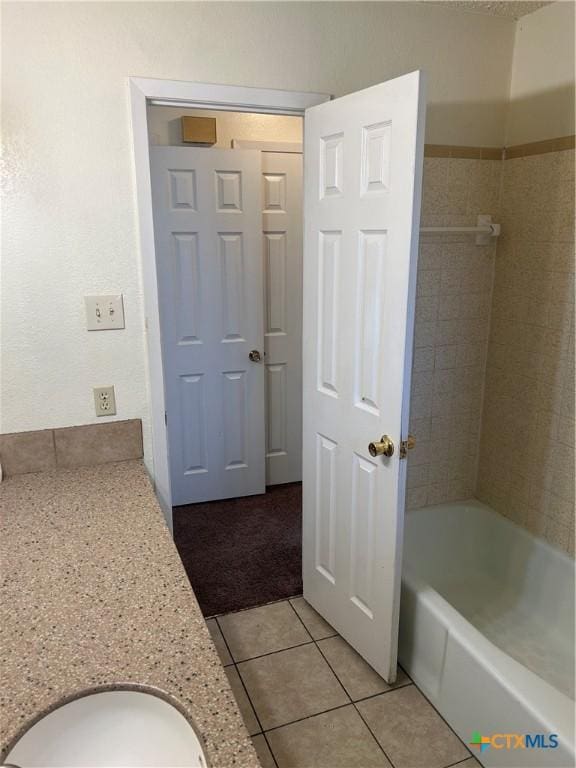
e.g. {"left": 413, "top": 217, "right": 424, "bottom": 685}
{"left": 93, "top": 386, "right": 117, "bottom": 417}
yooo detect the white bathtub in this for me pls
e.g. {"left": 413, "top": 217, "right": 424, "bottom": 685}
{"left": 399, "top": 500, "right": 575, "bottom": 768}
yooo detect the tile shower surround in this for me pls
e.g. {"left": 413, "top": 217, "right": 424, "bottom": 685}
{"left": 476, "top": 148, "right": 575, "bottom": 555}
{"left": 409, "top": 146, "right": 575, "bottom": 557}
{"left": 407, "top": 156, "right": 502, "bottom": 509}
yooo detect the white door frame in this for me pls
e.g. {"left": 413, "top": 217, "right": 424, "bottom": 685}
{"left": 128, "top": 77, "right": 330, "bottom": 526}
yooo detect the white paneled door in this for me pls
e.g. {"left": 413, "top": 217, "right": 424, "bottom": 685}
{"left": 262, "top": 152, "right": 303, "bottom": 485}
{"left": 150, "top": 148, "right": 265, "bottom": 506}
{"left": 302, "top": 71, "right": 425, "bottom": 681}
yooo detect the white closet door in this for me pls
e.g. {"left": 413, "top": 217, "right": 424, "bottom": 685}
{"left": 302, "top": 71, "right": 425, "bottom": 681}
{"left": 150, "top": 147, "right": 265, "bottom": 506}
{"left": 262, "top": 152, "right": 303, "bottom": 485}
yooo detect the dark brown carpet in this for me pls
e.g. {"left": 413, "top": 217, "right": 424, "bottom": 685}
{"left": 173, "top": 483, "right": 303, "bottom": 617}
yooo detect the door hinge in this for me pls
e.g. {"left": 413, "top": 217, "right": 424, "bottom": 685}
{"left": 164, "top": 412, "right": 167, "bottom": 426}
{"left": 399, "top": 435, "right": 416, "bottom": 459}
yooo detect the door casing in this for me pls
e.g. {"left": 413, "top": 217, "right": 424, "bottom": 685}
{"left": 129, "top": 78, "right": 330, "bottom": 528}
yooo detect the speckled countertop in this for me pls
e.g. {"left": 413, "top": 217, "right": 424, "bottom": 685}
{"left": 0, "top": 460, "right": 259, "bottom": 767}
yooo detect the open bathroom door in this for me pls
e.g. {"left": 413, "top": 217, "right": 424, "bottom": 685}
{"left": 302, "top": 71, "right": 425, "bottom": 681}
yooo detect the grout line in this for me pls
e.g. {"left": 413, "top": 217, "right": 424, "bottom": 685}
{"left": 288, "top": 599, "right": 398, "bottom": 767}
{"left": 213, "top": 615, "right": 237, "bottom": 669}
{"left": 217, "top": 599, "right": 470, "bottom": 767}
{"left": 206, "top": 592, "right": 304, "bottom": 620}
{"left": 307, "top": 643, "right": 353, "bottom": 706}
{"left": 233, "top": 639, "right": 316, "bottom": 665}
{"left": 288, "top": 600, "right": 468, "bottom": 767}
{"left": 308, "top": 637, "right": 352, "bottom": 703}
{"left": 215, "top": 615, "right": 280, "bottom": 767}
{"left": 214, "top": 616, "right": 262, "bottom": 736}
{"left": 287, "top": 597, "right": 339, "bottom": 640}
{"left": 288, "top": 596, "right": 417, "bottom": 768}
{"left": 262, "top": 702, "right": 352, "bottom": 734}
{"left": 286, "top": 596, "right": 326, "bottom": 642}
{"left": 288, "top": 600, "right": 413, "bottom": 701}
{"left": 398, "top": 676, "right": 473, "bottom": 760}
{"left": 260, "top": 731, "right": 280, "bottom": 768}
{"left": 352, "top": 701, "right": 398, "bottom": 768}
{"left": 227, "top": 666, "right": 263, "bottom": 738}
{"left": 311, "top": 632, "right": 396, "bottom": 768}
{"left": 220, "top": 600, "right": 352, "bottom": 762}
{"left": 351, "top": 680, "right": 414, "bottom": 705}
{"left": 445, "top": 757, "right": 477, "bottom": 768}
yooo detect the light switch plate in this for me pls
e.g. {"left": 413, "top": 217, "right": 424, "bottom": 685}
{"left": 93, "top": 386, "right": 116, "bottom": 417}
{"left": 85, "top": 295, "right": 125, "bottom": 330}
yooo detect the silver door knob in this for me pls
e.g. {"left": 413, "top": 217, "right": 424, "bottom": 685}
{"left": 249, "top": 349, "right": 262, "bottom": 362}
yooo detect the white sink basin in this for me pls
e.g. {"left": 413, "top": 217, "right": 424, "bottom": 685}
{"left": 6, "top": 690, "right": 207, "bottom": 767}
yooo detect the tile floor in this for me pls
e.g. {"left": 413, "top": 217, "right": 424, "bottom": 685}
{"left": 207, "top": 598, "right": 481, "bottom": 768}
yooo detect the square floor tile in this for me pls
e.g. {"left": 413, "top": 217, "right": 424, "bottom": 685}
{"left": 317, "top": 636, "right": 410, "bottom": 701}
{"left": 459, "top": 759, "right": 482, "bottom": 767}
{"left": 289, "top": 597, "right": 336, "bottom": 640}
{"left": 356, "top": 685, "right": 470, "bottom": 768}
{"left": 238, "top": 643, "right": 349, "bottom": 730}
{"left": 219, "top": 602, "right": 311, "bottom": 662}
{"left": 206, "top": 618, "right": 233, "bottom": 666}
{"left": 225, "top": 667, "right": 261, "bottom": 735}
{"left": 251, "top": 735, "right": 276, "bottom": 768}
{"left": 266, "top": 705, "right": 392, "bottom": 768}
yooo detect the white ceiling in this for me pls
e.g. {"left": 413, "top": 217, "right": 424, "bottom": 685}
{"left": 427, "top": 1, "right": 554, "bottom": 19}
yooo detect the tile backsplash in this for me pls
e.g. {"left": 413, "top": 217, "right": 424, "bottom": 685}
{"left": 0, "top": 420, "right": 143, "bottom": 477}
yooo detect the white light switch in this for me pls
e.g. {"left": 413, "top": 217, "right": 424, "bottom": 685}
{"left": 85, "top": 295, "right": 125, "bottom": 330}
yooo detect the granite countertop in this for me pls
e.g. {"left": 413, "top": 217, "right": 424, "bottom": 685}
{"left": 0, "top": 460, "right": 259, "bottom": 767}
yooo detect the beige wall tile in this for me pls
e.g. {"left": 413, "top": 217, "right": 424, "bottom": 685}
{"left": 412, "top": 346, "right": 435, "bottom": 372}
{"left": 407, "top": 462, "right": 429, "bottom": 490}
{"left": 476, "top": 148, "right": 575, "bottom": 556}
{"left": 412, "top": 149, "right": 574, "bottom": 542}
{"left": 409, "top": 156, "right": 501, "bottom": 510}
{"left": 406, "top": 486, "right": 427, "bottom": 510}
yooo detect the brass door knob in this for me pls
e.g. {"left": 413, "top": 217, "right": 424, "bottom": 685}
{"left": 248, "top": 350, "right": 262, "bottom": 362}
{"left": 368, "top": 435, "right": 394, "bottom": 458}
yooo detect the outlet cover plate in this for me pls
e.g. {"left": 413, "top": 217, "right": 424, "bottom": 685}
{"left": 94, "top": 386, "right": 117, "bottom": 417}
{"left": 85, "top": 295, "right": 125, "bottom": 331}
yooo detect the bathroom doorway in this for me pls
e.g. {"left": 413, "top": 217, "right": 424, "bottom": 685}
{"left": 148, "top": 107, "right": 304, "bottom": 506}
{"left": 148, "top": 106, "right": 306, "bottom": 615}
{"left": 133, "top": 74, "right": 425, "bottom": 682}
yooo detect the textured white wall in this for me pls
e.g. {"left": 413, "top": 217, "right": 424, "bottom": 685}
{"left": 1, "top": 2, "right": 516, "bottom": 466}
{"left": 148, "top": 107, "right": 303, "bottom": 148}
{"left": 506, "top": 0, "right": 576, "bottom": 144}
